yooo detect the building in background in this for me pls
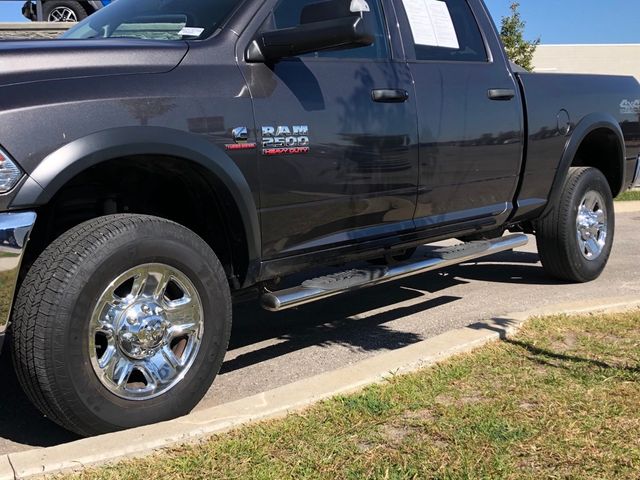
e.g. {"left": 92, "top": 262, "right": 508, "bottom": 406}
{"left": 533, "top": 44, "right": 640, "bottom": 80}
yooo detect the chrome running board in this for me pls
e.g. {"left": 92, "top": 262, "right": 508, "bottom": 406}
{"left": 261, "top": 234, "right": 529, "bottom": 312}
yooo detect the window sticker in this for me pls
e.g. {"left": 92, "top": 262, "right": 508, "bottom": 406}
{"left": 179, "top": 27, "right": 205, "bottom": 37}
{"left": 350, "top": 0, "right": 371, "bottom": 12}
{"left": 402, "top": 0, "right": 459, "bottom": 49}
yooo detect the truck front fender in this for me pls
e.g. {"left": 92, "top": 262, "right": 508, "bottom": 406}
{"left": 542, "top": 112, "right": 625, "bottom": 218}
{"left": 10, "top": 126, "right": 261, "bottom": 267}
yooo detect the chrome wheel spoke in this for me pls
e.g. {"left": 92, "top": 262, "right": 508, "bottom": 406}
{"left": 127, "top": 266, "right": 172, "bottom": 300}
{"left": 584, "top": 193, "right": 597, "bottom": 210}
{"left": 112, "top": 355, "right": 134, "bottom": 388}
{"left": 129, "top": 271, "right": 149, "bottom": 299}
{"left": 169, "top": 321, "right": 198, "bottom": 338}
{"left": 584, "top": 238, "right": 599, "bottom": 256}
{"left": 147, "top": 268, "right": 172, "bottom": 300}
{"left": 98, "top": 345, "right": 117, "bottom": 370}
{"left": 162, "top": 345, "right": 183, "bottom": 369}
{"left": 144, "top": 352, "right": 178, "bottom": 386}
{"left": 165, "top": 299, "right": 198, "bottom": 327}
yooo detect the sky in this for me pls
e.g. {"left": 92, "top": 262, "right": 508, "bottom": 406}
{"left": 483, "top": 0, "right": 640, "bottom": 45}
{"left": 0, "top": 0, "right": 639, "bottom": 44}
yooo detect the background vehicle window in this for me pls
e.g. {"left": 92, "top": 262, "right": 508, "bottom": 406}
{"left": 271, "top": 0, "right": 390, "bottom": 59}
{"left": 408, "top": 0, "right": 487, "bottom": 62}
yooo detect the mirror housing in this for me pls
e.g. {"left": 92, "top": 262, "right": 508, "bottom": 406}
{"left": 246, "top": 16, "right": 374, "bottom": 63}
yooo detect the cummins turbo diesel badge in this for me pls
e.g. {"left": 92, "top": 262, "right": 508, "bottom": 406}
{"left": 261, "top": 125, "right": 310, "bottom": 156}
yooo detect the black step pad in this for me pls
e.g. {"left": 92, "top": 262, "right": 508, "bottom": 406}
{"left": 302, "top": 267, "right": 389, "bottom": 291}
{"left": 431, "top": 241, "right": 491, "bottom": 260}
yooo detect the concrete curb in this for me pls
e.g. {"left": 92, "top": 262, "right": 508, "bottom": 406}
{"left": 2, "top": 296, "right": 640, "bottom": 479}
{"left": 615, "top": 200, "right": 640, "bottom": 213}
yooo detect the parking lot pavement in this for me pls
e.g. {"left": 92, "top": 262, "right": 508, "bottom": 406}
{"left": 1, "top": 211, "right": 639, "bottom": 455}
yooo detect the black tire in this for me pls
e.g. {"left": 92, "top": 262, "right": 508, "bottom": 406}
{"left": 43, "top": 1, "right": 88, "bottom": 22}
{"left": 10, "top": 214, "right": 232, "bottom": 436}
{"left": 535, "top": 167, "right": 614, "bottom": 283}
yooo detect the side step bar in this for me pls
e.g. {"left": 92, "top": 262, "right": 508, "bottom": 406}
{"left": 261, "top": 234, "right": 529, "bottom": 312}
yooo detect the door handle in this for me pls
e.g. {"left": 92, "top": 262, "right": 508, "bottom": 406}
{"left": 488, "top": 88, "right": 516, "bottom": 101}
{"left": 372, "top": 89, "right": 409, "bottom": 103}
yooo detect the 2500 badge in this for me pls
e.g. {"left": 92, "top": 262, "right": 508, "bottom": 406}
{"left": 262, "top": 125, "right": 310, "bottom": 156}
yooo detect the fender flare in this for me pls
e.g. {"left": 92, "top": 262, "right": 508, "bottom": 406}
{"left": 10, "top": 126, "right": 261, "bottom": 266}
{"left": 542, "top": 112, "right": 626, "bottom": 217}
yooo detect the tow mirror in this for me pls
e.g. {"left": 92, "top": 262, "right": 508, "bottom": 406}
{"left": 246, "top": 15, "right": 374, "bottom": 63}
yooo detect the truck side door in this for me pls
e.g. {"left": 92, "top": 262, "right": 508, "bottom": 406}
{"left": 237, "top": 0, "right": 419, "bottom": 260}
{"left": 397, "top": 0, "right": 524, "bottom": 231}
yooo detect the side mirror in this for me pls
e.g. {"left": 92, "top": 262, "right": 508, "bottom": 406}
{"left": 246, "top": 16, "right": 374, "bottom": 63}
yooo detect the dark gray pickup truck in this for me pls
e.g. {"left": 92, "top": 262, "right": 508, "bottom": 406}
{"left": 0, "top": 0, "right": 639, "bottom": 436}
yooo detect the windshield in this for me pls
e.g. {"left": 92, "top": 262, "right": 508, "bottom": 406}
{"left": 62, "top": 0, "right": 242, "bottom": 41}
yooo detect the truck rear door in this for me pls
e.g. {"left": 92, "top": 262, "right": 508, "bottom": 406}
{"left": 397, "top": 0, "right": 524, "bottom": 231}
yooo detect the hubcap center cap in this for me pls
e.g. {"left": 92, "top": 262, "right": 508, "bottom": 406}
{"left": 117, "top": 302, "right": 168, "bottom": 359}
{"left": 577, "top": 209, "right": 600, "bottom": 240}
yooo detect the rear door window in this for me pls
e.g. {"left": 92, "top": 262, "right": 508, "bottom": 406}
{"left": 401, "top": 0, "right": 487, "bottom": 62}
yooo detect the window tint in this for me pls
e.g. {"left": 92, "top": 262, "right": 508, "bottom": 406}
{"left": 271, "top": 0, "right": 390, "bottom": 59}
{"left": 408, "top": 0, "right": 487, "bottom": 62}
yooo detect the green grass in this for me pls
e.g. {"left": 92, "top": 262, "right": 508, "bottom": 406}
{"left": 0, "top": 272, "right": 13, "bottom": 326}
{"left": 71, "top": 311, "right": 640, "bottom": 480}
{"left": 616, "top": 189, "right": 640, "bottom": 201}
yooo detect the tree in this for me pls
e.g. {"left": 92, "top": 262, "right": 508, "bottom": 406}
{"left": 500, "top": 2, "right": 540, "bottom": 72}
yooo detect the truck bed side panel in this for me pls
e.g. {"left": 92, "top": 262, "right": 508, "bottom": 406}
{"left": 515, "top": 72, "right": 640, "bottom": 220}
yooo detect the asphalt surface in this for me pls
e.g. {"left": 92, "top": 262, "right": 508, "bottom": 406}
{"left": 1, "top": 210, "right": 639, "bottom": 455}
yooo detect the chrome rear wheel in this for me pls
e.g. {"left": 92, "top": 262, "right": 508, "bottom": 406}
{"left": 576, "top": 191, "right": 608, "bottom": 261}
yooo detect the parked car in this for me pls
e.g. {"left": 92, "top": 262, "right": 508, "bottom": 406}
{"left": 1, "top": 0, "right": 639, "bottom": 437}
{"left": 22, "top": 0, "right": 110, "bottom": 22}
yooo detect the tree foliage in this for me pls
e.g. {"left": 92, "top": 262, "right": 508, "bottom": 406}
{"left": 500, "top": 2, "right": 540, "bottom": 71}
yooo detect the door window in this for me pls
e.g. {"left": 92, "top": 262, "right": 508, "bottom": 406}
{"left": 271, "top": 0, "right": 390, "bottom": 59}
{"left": 402, "top": 0, "right": 487, "bottom": 62}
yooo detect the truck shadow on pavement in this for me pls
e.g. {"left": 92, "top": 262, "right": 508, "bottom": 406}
{"left": 447, "top": 250, "right": 564, "bottom": 286}
{"left": 0, "top": 348, "right": 80, "bottom": 449}
{"left": 0, "top": 249, "right": 562, "bottom": 451}
{"left": 222, "top": 249, "right": 558, "bottom": 374}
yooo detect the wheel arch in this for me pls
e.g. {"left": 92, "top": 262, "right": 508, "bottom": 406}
{"left": 10, "top": 126, "right": 261, "bottom": 287}
{"left": 543, "top": 112, "right": 626, "bottom": 217}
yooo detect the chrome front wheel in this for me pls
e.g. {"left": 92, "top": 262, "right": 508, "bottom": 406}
{"left": 90, "top": 264, "right": 204, "bottom": 400}
{"left": 11, "top": 214, "right": 232, "bottom": 436}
